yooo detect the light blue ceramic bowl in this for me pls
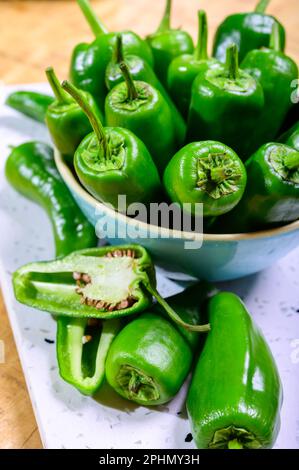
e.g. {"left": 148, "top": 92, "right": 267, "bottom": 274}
{"left": 55, "top": 151, "right": 299, "bottom": 282}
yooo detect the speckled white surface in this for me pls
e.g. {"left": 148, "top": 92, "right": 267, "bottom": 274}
{"left": 0, "top": 84, "right": 299, "bottom": 449}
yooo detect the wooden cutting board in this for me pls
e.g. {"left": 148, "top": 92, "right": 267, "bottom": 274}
{"left": 0, "top": 0, "right": 298, "bottom": 449}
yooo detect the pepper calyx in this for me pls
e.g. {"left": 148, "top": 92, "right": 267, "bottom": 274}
{"left": 81, "top": 130, "right": 126, "bottom": 172}
{"left": 110, "top": 81, "right": 153, "bottom": 112}
{"left": 197, "top": 153, "right": 243, "bottom": 199}
{"left": 269, "top": 145, "right": 299, "bottom": 184}
{"left": 209, "top": 425, "right": 262, "bottom": 449}
{"left": 117, "top": 365, "right": 160, "bottom": 402}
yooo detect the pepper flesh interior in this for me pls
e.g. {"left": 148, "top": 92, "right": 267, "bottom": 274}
{"left": 73, "top": 253, "right": 138, "bottom": 309}
{"left": 27, "top": 250, "right": 140, "bottom": 312}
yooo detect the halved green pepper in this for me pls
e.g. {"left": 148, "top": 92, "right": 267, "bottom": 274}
{"left": 163, "top": 141, "right": 247, "bottom": 217}
{"left": 5, "top": 90, "right": 54, "bottom": 123}
{"left": 216, "top": 143, "right": 299, "bottom": 233}
{"left": 105, "top": 61, "right": 177, "bottom": 174}
{"left": 105, "top": 283, "right": 212, "bottom": 405}
{"left": 45, "top": 67, "right": 104, "bottom": 166}
{"left": 146, "top": 0, "right": 194, "bottom": 86}
{"left": 62, "top": 80, "right": 161, "bottom": 208}
{"left": 13, "top": 245, "right": 210, "bottom": 332}
{"left": 186, "top": 44, "right": 264, "bottom": 159}
{"left": 187, "top": 292, "right": 282, "bottom": 449}
{"left": 57, "top": 316, "right": 121, "bottom": 395}
{"left": 105, "top": 35, "right": 186, "bottom": 146}
{"left": 70, "top": 0, "right": 153, "bottom": 112}
{"left": 213, "top": 0, "right": 285, "bottom": 63}
{"left": 241, "top": 24, "right": 298, "bottom": 151}
{"left": 167, "top": 10, "right": 220, "bottom": 119}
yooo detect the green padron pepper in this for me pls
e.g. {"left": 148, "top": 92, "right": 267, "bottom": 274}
{"left": 163, "top": 141, "right": 247, "bottom": 218}
{"left": 70, "top": 0, "right": 153, "bottom": 113}
{"left": 187, "top": 292, "right": 282, "bottom": 449}
{"left": 105, "top": 61, "right": 177, "bottom": 174}
{"left": 105, "top": 35, "right": 186, "bottom": 146}
{"left": 62, "top": 80, "right": 161, "bottom": 208}
{"left": 105, "top": 283, "right": 213, "bottom": 405}
{"left": 279, "top": 121, "right": 299, "bottom": 152}
{"left": 186, "top": 44, "right": 264, "bottom": 160}
{"left": 5, "top": 142, "right": 96, "bottom": 258}
{"left": 45, "top": 67, "right": 104, "bottom": 166}
{"left": 212, "top": 0, "right": 285, "bottom": 63}
{"left": 13, "top": 245, "right": 210, "bottom": 333}
{"left": 241, "top": 24, "right": 298, "bottom": 152}
{"left": 146, "top": 0, "right": 194, "bottom": 86}
{"left": 5, "top": 90, "right": 54, "bottom": 123}
{"left": 216, "top": 143, "right": 299, "bottom": 233}
{"left": 167, "top": 10, "right": 220, "bottom": 119}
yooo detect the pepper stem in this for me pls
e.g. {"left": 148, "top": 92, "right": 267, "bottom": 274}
{"left": 145, "top": 283, "right": 211, "bottom": 333}
{"left": 77, "top": 0, "right": 108, "bottom": 36}
{"left": 269, "top": 23, "right": 282, "bottom": 52}
{"left": 255, "top": 0, "right": 271, "bottom": 14}
{"left": 157, "top": 0, "right": 172, "bottom": 32}
{"left": 195, "top": 10, "right": 208, "bottom": 61}
{"left": 225, "top": 44, "right": 239, "bottom": 80}
{"left": 284, "top": 151, "right": 299, "bottom": 170}
{"left": 119, "top": 62, "right": 139, "bottom": 101}
{"left": 113, "top": 34, "right": 125, "bottom": 64}
{"left": 228, "top": 439, "right": 244, "bottom": 449}
{"left": 45, "top": 67, "right": 71, "bottom": 104}
{"left": 62, "top": 80, "right": 110, "bottom": 159}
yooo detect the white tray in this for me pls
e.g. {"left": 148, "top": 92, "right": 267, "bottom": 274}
{"left": 0, "top": 84, "right": 299, "bottom": 449}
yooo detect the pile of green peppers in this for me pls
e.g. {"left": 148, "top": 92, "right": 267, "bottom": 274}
{"left": 7, "top": 0, "right": 299, "bottom": 232}
{"left": 5, "top": 0, "right": 297, "bottom": 449}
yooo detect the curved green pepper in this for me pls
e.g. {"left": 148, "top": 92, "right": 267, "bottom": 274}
{"left": 186, "top": 44, "right": 264, "bottom": 159}
{"left": 279, "top": 121, "right": 299, "bottom": 152}
{"left": 5, "top": 142, "right": 96, "bottom": 258}
{"left": 45, "top": 67, "right": 103, "bottom": 166}
{"left": 70, "top": 0, "right": 153, "bottom": 112}
{"left": 105, "top": 35, "right": 186, "bottom": 146}
{"left": 146, "top": 0, "right": 194, "bottom": 86}
{"left": 105, "top": 62, "right": 177, "bottom": 174}
{"left": 167, "top": 10, "right": 220, "bottom": 119}
{"left": 212, "top": 0, "right": 285, "bottom": 63}
{"left": 163, "top": 141, "right": 247, "bottom": 217}
{"left": 13, "top": 245, "right": 210, "bottom": 332}
{"left": 187, "top": 292, "right": 282, "bottom": 449}
{"left": 5, "top": 90, "right": 54, "bottom": 123}
{"left": 241, "top": 24, "right": 298, "bottom": 151}
{"left": 217, "top": 143, "right": 299, "bottom": 233}
{"left": 62, "top": 80, "right": 161, "bottom": 208}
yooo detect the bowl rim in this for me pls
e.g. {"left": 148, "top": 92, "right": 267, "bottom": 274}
{"left": 55, "top": 149, "right": 299, "bottom": 242}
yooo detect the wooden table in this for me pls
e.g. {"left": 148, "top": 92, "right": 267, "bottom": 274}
{"left": 0, "top": 0, "right": 298, "bottom": 449}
